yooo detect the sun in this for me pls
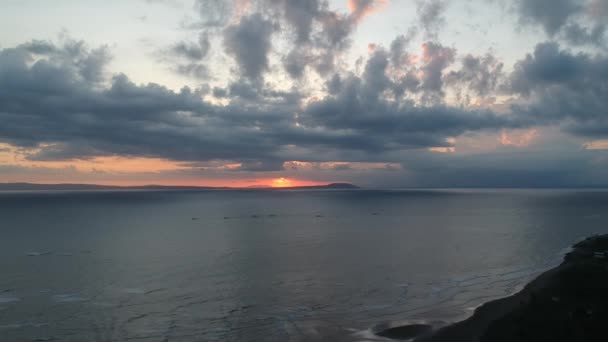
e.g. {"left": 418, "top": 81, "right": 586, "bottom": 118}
{"left": 271, "top": 177, "right": 293, "bottom": 188}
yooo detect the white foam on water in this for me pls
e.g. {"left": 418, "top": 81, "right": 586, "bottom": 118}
{"left": 0, "top": 323, "right": 24, "bottom": 330}
{"left": 125, "top": 288, "right": 146, "bottom": 294}
{"left": 0, "top": 321, "right": 49, "bottom": 330}
{"left": 26, "top": 251, "right": 51, "bottom": 256}
{"left": 0, "top": 295, "right": 20, "bottom": 304}
{"left": 52, "top": 294, "right": 86, "bottom": 303}
{"left": 91, "top": 301, "right": 115, "bottom": 307}
{"left": 350, "top": 328, "right": 387, "bottom": 341}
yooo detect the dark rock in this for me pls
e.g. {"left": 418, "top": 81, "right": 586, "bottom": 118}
{"left": 377, "top": 324, "right": 433, "bottom": 340}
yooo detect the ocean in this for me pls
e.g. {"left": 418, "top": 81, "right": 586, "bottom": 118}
{"left": 1, "top": 189, "right": 607, "bottom": 341}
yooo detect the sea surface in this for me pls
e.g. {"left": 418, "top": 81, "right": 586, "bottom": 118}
{"left": 1, "top": 188, "right": 607, "bottom": 341}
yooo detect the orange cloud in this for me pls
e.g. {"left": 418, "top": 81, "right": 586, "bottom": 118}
{"left": 428, "top": 138, "right": 456, "bottom": 153}
{"left": 499, "top": 129, "right": 538, "bottom": 147}
{"left": 348, "top": 0, "right": 389, "bottom": 22}
{"left": 429, "top": 147, "right": 455, "bottom": 153}
{"left": 584, "top": 140, "right": 608, "bottom": 150}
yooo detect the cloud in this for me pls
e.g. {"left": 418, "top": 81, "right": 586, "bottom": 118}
{"left": 562, "top": 22, "right": 606, "bottom": 46}
{"left": 400, "top": 148, "right": 608, "bottom": 187}
{"left": 419, "top": 42, "right": 456, "bottom": 95}
{"left": 513, "top": 0, "right": 607, "bottom": 47}
{"left": 5, "top": 1, "right": 608, "bottom": 187}
{"left": 589, "top": 0, "right": 608, "bottom": 18}
{"left": 279, "top": 0, "right": 321, "bottom": 43}
{"left": 584, "top": 139, "right": 608, "bottom": 150}
{"left": 509, "top": 42, "right": 589, "bottom": 96}
{"left": 446, "top": 53, "right": 505, "bottom": 99}
{"left": 508, "top": 41, "right": 608, "bottom": 137}
{"left": 193, "top": 0, "right": 233, "bottom": 27}
{"left": 516, "top": 0, "right": 582, "bottom": 36}
{"left": 389, "top": 31, "right": 415, "bottom": 67}
{"left": 183, "top": 0, "right": 387, "bottom": 81}
{"left": 0, "top": 41, "right": 280, "bottom": 164}
{"left": 266, "top": 0, "right": 387, "bottom": 78}
{"left": 499, "top": 128, "right": 539, "bottom": 147}
{"left": 223, "top": 13, "right": 275, "bottom": 82}
{"left": 175, "top": 63, "right": 209, "bottom": 79}
{"left": 416, "top": 0, "right": 448, "bottom": 40}
{"left": 169, "top": 33, "right": 210, "bottom": 61}
{"left": 283, "top": 47, "right": 313, "bottom": 79}
{"left": 1, "top": 34, "right": 607, "bottom": 188}
{"left": 0, "top": 39, "right": 523, "bottom": 168}
{"left": 16, "top": 39, "right": 111, "bottom": 85}
{"left": 300, "top": 49, "right": 525, "bottom": 154}
{"left": 348, "top": 0, "right": 389, "bottom": 22}
{"left": 163, "top": 32, "right": 210, "bottom": 79}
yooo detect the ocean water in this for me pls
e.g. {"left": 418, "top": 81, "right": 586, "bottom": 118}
{"left": 0, "top": 188, "right": 607, "bottom": 341}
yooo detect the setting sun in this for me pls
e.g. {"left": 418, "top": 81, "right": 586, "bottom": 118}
{"left": 271, "top": 177, "right": 293, "bottom": 188}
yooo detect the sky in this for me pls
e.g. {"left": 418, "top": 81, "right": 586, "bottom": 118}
{"left": 0, "top": 0, "right": 607, "bottom": 187}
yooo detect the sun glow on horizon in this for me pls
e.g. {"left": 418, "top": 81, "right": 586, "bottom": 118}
{"left": 271, "top": 177, "right": 293, "bottom": 188}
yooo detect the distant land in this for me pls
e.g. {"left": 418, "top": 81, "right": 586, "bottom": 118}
{"left": 0, "top": 182, "right": 359, "bottom": 191}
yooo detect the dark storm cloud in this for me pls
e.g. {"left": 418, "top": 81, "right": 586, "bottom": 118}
{"left": 513, "top": 0, "right": 607, "bottom": 47}
{"left": 389, "top": 32, "right": 415, "bottom": 67}
{"left": 300, "top": 49, "right": 525, "bottom": 152}
{"left": 2, "top": 36, "right": 607, "bottom": 172}
{"left": 516, "top": 0, "right": 582, "bottom": 36}
{"left": 186, "top": 0, "right": 365, "bottom": 81}
{"left": 400, "top": 148, "right": 607, "bottom": 188}
{"left": 446, "top": 53, "right": 505, "bottom": 97}
{"left": 283, "top": 47, "right": 312, "bottom": 79}
{"left": 508, "top": 42, "right": 608, "bottom": 137}
{"left": 198, "top": 0, "right": 388, "bottom": 81}
{"left": 509, "top": 42, "right": 589, "bottom": 96}
{"left": 0, "top": 41, "right": 279, "bottom": 163}
{"left": 222, "top": 81, "right": 301, "bottom": 105}
{"left": 17, "top": 39, "right": 111, "bottom": 84}
{"left": 0, "top": 39, "right": 528, "bottom": 167}
{"left": 419, "top": 42, "right": 456, "bottom": 94}
{"left": 360, "top": 49, "right": 391, "bottom": 102}
{"left": 304, "top": 95, "right": 519, "bottom": 151}
{"left": 234, "top": 159, "right": 285, "bottom": 171}
{"left": 353, "top": 40, "right": 456, "bottom": 101}
{"left": 223, "top": 13, "right": 275, "bottom": 82}
{"left": 265, "top": 0, "right": 380, "bottom": 78}
{"left": 562, "top": 23, "right": 606, "bottom": 46}
{"left": 275, "top": 0, "right": 321, "bottom": 43}
{"left": 272, "top": 0, "right": 387, "bottom": 57}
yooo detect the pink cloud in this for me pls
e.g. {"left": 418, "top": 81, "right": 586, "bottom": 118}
{"left": 499, "top": 129, "right": 538, "bottom": 147}
{"left": 348, "top": 0, "right": 389, "bottom": 22}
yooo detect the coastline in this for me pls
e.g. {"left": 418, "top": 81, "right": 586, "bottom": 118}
{"left": 377, "top": 234, "right": 608, "bottom": 341}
